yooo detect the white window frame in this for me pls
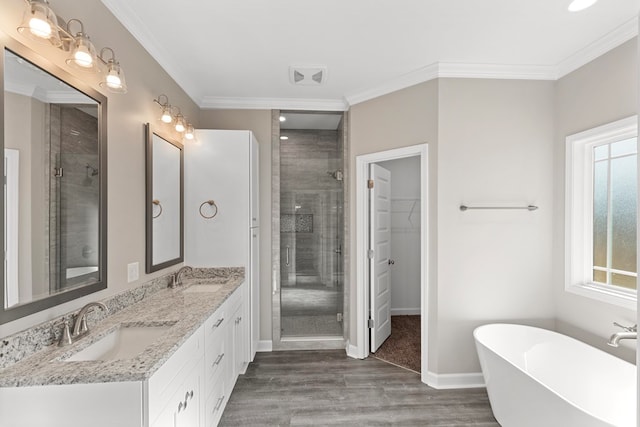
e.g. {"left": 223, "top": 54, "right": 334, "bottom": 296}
{"left": 565, "top": 115, "right": 638, "bottom": 310}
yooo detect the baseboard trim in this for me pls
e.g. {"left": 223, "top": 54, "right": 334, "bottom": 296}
{"left": 391, "top": 308, "right": 421, "bottom": 316}
{"left": 256, "top": 340, "right": 273, "bottom": 352}
{"left": 345, "top": 341, "right": 363, "bottom": 359}
{"left": 425, "top": 371, "right": 485, "bottom": 389}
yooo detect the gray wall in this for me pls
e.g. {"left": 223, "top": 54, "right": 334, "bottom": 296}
{"left": 0, "top": 0, "right": 199, "bottom": 338}
{"left": 437, "top": 78, "right": 556, "bottom": 374}
{"left": 553, "top": 38, "right": 638, "bottom": 362}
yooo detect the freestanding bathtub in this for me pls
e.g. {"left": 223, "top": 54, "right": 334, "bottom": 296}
{"left": 474, "top": 324, "right": 636, "bottom": 427}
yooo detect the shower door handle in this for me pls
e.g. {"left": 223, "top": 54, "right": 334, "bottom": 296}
{"left": 285, "top": 246, "right": 290, "bottom": 266}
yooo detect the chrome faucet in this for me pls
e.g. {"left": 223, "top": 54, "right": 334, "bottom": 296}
{"left": 170, "top": 266, "right": 193, "bottom": 288}
{"left": 607, "top": 322, "right": 637, "bottom": 347}
{"left": 59, "top": 301, "right": 108, "bottom": 346}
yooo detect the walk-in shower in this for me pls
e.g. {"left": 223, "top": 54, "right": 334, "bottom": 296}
{"left": 273, "top": 111, "right": 346, "bottom": 348}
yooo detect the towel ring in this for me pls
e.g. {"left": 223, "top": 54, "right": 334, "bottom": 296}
{"left": 199, "top": 200, "right": 218, "bottom": 219}
{"left": 152, "top": 199, "right": 162, "bottom": 219}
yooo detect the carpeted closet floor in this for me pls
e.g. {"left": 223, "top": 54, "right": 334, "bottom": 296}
{"left": 372, "top": 315, "right": 421, "bottom": 373}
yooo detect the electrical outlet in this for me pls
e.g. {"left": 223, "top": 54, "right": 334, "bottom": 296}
{"left": 127, "top": 262, "right": 139, "bottom": 283}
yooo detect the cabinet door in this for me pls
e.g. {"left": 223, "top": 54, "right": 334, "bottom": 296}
{"left": 231, "top": 302, "right": 245, "bottom": 380}
{"left": 152, "top": 360, "right": 201, "bottom": 427}
{"left": 250, "top": 135, "right": 259, "bottom": 226}
{"left": 249, "top": 228, "right": 259, "bottom": 361}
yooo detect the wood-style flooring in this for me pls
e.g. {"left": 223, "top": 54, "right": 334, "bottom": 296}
{"left": 219, "top": 350, "right": 499, "bottom": 426}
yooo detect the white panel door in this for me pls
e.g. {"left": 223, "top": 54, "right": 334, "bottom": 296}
{"left": 369, "top": 164, "right": 392, "bottom": 352}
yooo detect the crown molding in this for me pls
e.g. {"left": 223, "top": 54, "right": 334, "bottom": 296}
{"left": 344, "top": 63, "right": 440, "bottom": 106}
{"left": 556, "top": 17, "right": 638, "bottom": 79}
{"left": 200, "top": 96, "right": 348, "bottom": 111}
{"left": 100, "top": 0, "right": 201, "bottom": 105}
{"left": 344, "top": 62, "right": 556, "bottom": 106}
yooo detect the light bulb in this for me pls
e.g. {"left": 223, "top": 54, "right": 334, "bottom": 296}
{"left": 29, "top": 17, "right": 51, "bottom": 38}
{"left": 74, "top": 48, "right": 93, "bottom": 68}
{"left": 185, "top": 124, "right": 195, "bottom": 140}
{"left": 161, "top": 106, "right": 172, "bottom": 123}
{"left": 175, "top": 115, "right": 185, "bottom": 132}
{"left": 279, "top": 116, "right": 286, "bottom": 122}
{"left": 106, "top": 72, "right": 121, "bottom": 89}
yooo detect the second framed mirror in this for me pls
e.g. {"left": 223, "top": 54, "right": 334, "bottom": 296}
{"left": 145, "top": 123, "right": 184, "bottom": 273}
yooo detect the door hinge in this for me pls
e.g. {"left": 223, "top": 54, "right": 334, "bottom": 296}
{"left": 368, "top": 318, "right": 374, "bottom": 328}
{"left": 367, "top": 179, "right": 374, "bottom": 189}
{"left": 54, "top": 167, "right": 63, "bottom": 178}
{"left": 367, "top": 249, "right": 374, "bottom": 259}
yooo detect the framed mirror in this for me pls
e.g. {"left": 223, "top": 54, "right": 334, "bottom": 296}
{"left": 0, "top": 37, "right": 108, "bottom": 324}
{"left": 145, "top": 123, "right": 183, "bottom": 273}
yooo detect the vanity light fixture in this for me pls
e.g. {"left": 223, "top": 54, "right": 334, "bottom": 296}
{"left": 184, "top": 124, "right": 195, "bottom": 140}
{"left": 16, "top": 0, "right": 128, "bottom": 93}
{"left": 17, "top": 0, "right": 62, "bottom": 46}
{"left": 153, "top": 95, "right": 194, "bottom": 139}
{"left": 568, "top": 0, "right": 597, "bottom": 11}
{"left": 174, "top": 112, "right": 186, "bottom": 133}
{"left": 98, "top": 47, "right": 127, "bottom": 93}
{"left": 65, "top": 19, "right": 98, "bottom": 72}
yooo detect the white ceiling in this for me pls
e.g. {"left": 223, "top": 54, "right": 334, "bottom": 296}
{"left": 101, "top": 0, "right": 639, "bottom": 111}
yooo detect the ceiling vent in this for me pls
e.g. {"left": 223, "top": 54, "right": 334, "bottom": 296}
{"left": 289, "top": 66, "right": 327, "bottom": 86}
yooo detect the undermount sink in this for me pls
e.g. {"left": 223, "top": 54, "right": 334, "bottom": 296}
{"left": 183, "top": 284, "right": 223, "bottom": 293}
{"left": 64, "top": 323, "right": 175, "bottom": 362}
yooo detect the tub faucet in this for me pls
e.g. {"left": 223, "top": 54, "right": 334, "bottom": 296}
{"left": 59, "top": 301, "right": 108, "bottom": 346}
{"left": 607, "top": 322, "right": 637, "bottom": 347}
{"left": 170, "top": 266, "right": 193, "bottom": 288}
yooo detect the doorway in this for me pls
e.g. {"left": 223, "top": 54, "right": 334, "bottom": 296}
{"left": 272, "top": 111, "right": 346, "bottom": 350}
{"left": 354, "top": 143, "right": 430, "bottom": 384}
{"left": 370, "top": 157, "right": 421, "bottom": 372}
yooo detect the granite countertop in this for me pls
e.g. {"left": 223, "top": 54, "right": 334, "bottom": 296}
{"left": 0, "top": 270, "right": 244, "bottom": 388}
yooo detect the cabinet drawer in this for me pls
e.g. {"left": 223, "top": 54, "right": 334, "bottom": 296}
{"left": 204, "top": 306, "right": 226, "bottom": 345}
{"left": 205, "top": 333, "right": 226, "bottom": 386}
{"left": 148, "top": 327, "right": 203, "bottom": 424}
{"left": 205, "top": 369, "right": 227, "bottom": 427}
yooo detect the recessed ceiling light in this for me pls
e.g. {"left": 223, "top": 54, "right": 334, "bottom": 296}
{"left": 279, "top": 116, "right": 286, "bottom": 122}
{"left": 280, "top": 136, "right": 288, "bottom": 140}
{"left": 568, "top": 0, "right": 597, "bottom": 12}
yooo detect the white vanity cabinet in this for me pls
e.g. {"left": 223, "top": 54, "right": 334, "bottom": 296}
{"left": 149, "top": 325, "right": 203, "bottom": 427}
{"left": 0, "top": 281, "right": 249, "bottom": 427}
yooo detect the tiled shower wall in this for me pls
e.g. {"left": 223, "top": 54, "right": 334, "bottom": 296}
{"left": 279, "top": 130, "right": 343, "bottom": 289}
{"left": 49, "top": 105, "right": 99, "bottom": 291}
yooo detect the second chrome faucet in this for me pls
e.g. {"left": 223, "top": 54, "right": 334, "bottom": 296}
{"left": 59, "top": 301, "right": 108, "bottom": 347}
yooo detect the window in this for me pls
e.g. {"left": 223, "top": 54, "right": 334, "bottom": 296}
{"left": 566, "top": 116, "right": 638, "bottom": 309}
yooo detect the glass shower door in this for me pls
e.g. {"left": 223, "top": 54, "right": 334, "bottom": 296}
{"left": 279, "top": 129, "right": 344, "bottom": 338}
